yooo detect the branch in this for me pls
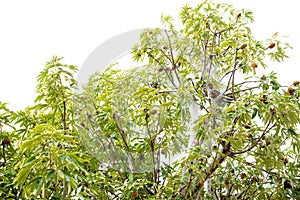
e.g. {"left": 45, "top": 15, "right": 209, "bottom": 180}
{"left": 200, "top": 31, "right": 210, "bottom": 81}
{"left": 224, "top": 86, "right": 260, "bottom": 97}
{"left": 226, "top": 183, "right": 235, "bottom": 199}
{"left": 220, "top": 67, "right": 239, "bottom": 82}
{"left": 164, "top": 30, "right": 176, "bottom": 67}
{"left": 236, "top": 186, "right": 250, "bottom": 199}
{"left": 112, "top": 113, "right": 136, "bottom": 171}
{"left": 183, "top": 175, "right": 193, "bottom": 199}
{"left": 231, "top": 48, "right": 239, "bottom": 101}
{"left": 143, "top": 185, "right": 155, "bottom": 195}
{"left": 159, "top": 48, "right": 181, "bottom": 85}
{"left": 207, "top": 32, "right": 217, "bottom": 76}
{"left": 225, "top": 80, "right": 261, "bottom": 93}
{"left": 1, "top": 144, "right": 6, "bottom": 164}
{"left": 193, "top": 116, "right": 240, "bottom": 194}
{"left": 232, "top": 116, "right": 276, "bottom": 155}
{"left": 243, "top": 160, "right": 280, "bottom": 178}
{"left": 146, "top": 52, "right": 177, "bottom": 88}
{"left": 164, "top": 30, "right": 182, "bottom": 85}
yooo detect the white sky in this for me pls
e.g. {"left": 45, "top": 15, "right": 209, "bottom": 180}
{"left": 0, "top": 0, "right": 299, "bottom": 111}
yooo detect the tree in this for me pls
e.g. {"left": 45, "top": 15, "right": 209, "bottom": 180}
{"left": 1, "top": 57, "right": 110, "bottom": 199}
{"left": 0, "top": 0, "right": 299, "bottom": 199}
{"left": 76, "top": 0, "right": 300, "bottom": 199}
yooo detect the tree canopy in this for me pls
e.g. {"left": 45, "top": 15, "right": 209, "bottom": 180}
{"left": 1, "top": 1, "right": 299, "bottom": 199}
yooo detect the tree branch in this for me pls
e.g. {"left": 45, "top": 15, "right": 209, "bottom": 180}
{"left": 232, "top": 116, "right": 276, "bottom": 155}
{"left": 231, "top": 48, "right": 239, "bottom": 101}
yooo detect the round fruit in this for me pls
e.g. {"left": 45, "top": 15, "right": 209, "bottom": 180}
{"left": 287, "top": 86, "right": 295, "bottom": 96}
{"left": 244, "top": 123, "right": 251, "bottom": 129}
{"left": 268, "top": 43, "right": 276, "bottom": 49}
{"left": 2, "top": 137, "right": 11, "bottom": 145}
{"left": 251, "top": 62, "right": 258, "bottom": 68}
{"left": 261, "top": 75, "right": 267, "bottom": 81}
{"left": 293, "top": 80, "right": 300, "bottom": 86}
{"left": 131, "top": 190, "right": 139, "bottom": 198}
{"left": 270, "top": 108, "right": 276, "bottom": 114}
{"left": 240, "top": 43, "right": 247, "bottom": 49}
{"left": 224, "top": 179, "right": 230, "bottom": 185}
{"left": 240, "top": 173, "right": 246, "bottom": 179}
{"left": 150, "top": 109, "right": 157, "bottom": 115}
{"left": 165, "top": 67, "right": 171, "bottom": 71}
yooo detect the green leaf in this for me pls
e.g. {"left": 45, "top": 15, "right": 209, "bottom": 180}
{"left": 23, "top": 156, "right": 37, "bottom": 167}
{"left": 14, "top": 167, "right": 31, "bottom": 185}
{"left": 252, "top": 108, "right": 258, "bottom": 119}
{"left": 287, "top": 128, "right": 296, "bottom": 136}
{"left": 46, "top": 169, "right": 55, "bottom": 182}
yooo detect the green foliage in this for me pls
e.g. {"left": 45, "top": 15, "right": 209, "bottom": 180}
{"left": 0, "top": 1, "right": 299, "bottom": 199}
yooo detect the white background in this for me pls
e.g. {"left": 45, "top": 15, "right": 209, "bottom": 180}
{"left": 0, "top": 0, "right": 299, "bottom": 110}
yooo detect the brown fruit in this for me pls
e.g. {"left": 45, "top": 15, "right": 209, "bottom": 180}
{"left": 207, "top": 82, "right": 214, "bottom": 89}
{"left": 287, "top": 86, "right": 295, "bottom": 96}
{"left": 240, "top": 173, "right": 246, "bottom": 179}
{"left": 251, "top": 62, "right": 258, "bottom": 68}
{"left": 199, "top": 182, "right": 204, "bottom": 188}
{"left": 206, "top": 22, "right": 210, "bottom": 29}
{"left": 131, "top": 190, "right": 139, "bottom": 198}
{"left": 165, "top": 67, "right": 171, "bottom": 71}
{"left": 178, "top": 61, "right": 182, "bottom": 67}
{"left": 237, "top": 13, "right": 242, "bottom": 19}
{"left": 240, "top": 43, "right": 247, "bottom": 50}
{"left": 261, "top": 75, "right": 267, "bottom": 81}
{"left": 270, "top": 108, "right": 276, "bottom": 114}
{"left": 158, "top": 68, "right": 163, "bottom": 72}
{"left": 284, "top": 157, "right": 289, "bottom": 165}
{"left": 2, "top": 137, "right": 11, "bottom": 145}
{"left": 252, "top": 176, "right": 259, "bottom": 182}
{"left": 257, "top": 97, "right": 264, "bottom": 101}
{"left": 224, "top": 179, "right": 230, "bottom": 186}
{"left": 150, "top": 109, "right": 157, "bottom": 115}
{"left": 293, "top": 80, "right": 300, "bottom": 86}
{"left": 257, "top": 95, "right": 268, "bottom": 104}
{"left": 244, "top": 123, "right": 251, "bottom": 129}
{"left": 268, "top": 43, "right": 276, "bottom": 49}
{"left": 281, "top": 157, "right": 289, "bottom": 165}
{"left": 284, "top": 180, "right": 292, "bottom": 189}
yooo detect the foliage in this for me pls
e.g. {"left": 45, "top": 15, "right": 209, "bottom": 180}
{"left": 0, "top": 1, "right": 300, "bottom": 199}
